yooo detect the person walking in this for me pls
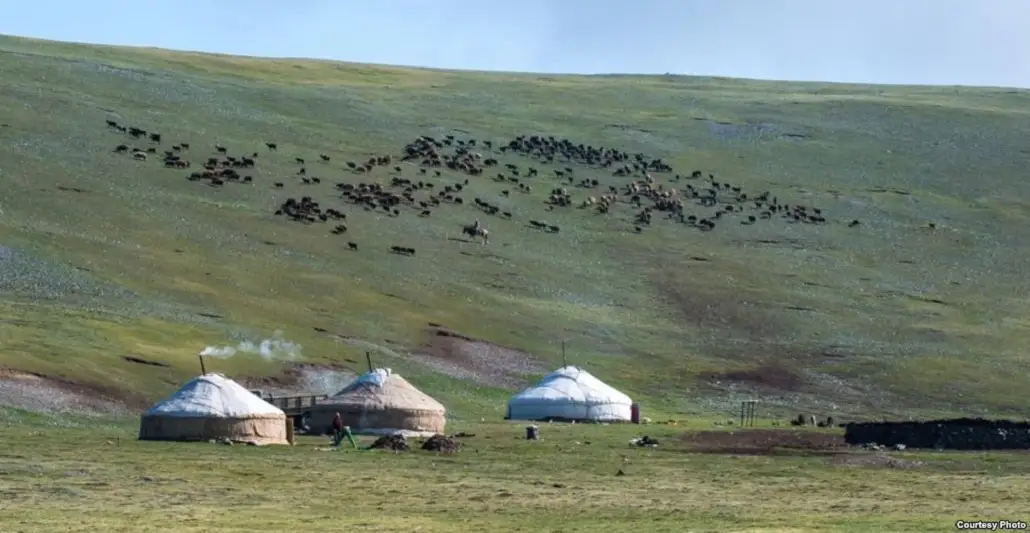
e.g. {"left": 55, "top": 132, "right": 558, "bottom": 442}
{"left": 332, "top": 412, "right": 344, "bottom": 446}
{"left": 330, "top": 412, "right": 358, "bottom": 449}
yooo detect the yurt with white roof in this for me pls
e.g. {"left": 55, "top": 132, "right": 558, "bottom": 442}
{"left": 310, "top": 368, "right": 446, "bottom": 437}
{"left": 139, "top": 373, "right": 290, "bottom": 445}
{"left": 506, "top": 365, "right": 633, "bottom": 422}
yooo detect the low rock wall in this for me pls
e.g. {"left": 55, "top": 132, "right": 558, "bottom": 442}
{"left": 844, "top": 418, "right": 1030, "bottom": 450}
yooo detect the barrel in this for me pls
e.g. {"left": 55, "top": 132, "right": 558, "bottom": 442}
{"left": 631, "top": 403, "right": 640, "bottom": 424}
{"left": 526, "top": 425, "right": 539, "bottom": 440}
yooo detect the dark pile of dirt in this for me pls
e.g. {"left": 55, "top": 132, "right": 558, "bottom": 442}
{"left": 421, "top": 434, "right": 461, "bottom": 453}
{"left": 368, "top": 434, "right": 409, "bottom": 451}
{"left": 680, "top": 429, "right": 848, "bottom": 456}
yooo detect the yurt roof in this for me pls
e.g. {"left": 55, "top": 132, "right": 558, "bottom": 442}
{"left": 320, "top": 368, "right": 445, "bottom": 413}
{"left": 510, "top": 365, "right": 632, "bottom": 404}
{"left": 145, "top": 373, "right": 285, "bottom": 418}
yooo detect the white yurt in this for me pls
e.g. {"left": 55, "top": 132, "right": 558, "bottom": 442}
{"left": 506, "top": 365, "right": 633, "bottom": 422}
{"left": 139, "top": 373, "right": 290, "bottom": 445}
{"left": 310, "top": 368, "right": 447, "bottom": 437}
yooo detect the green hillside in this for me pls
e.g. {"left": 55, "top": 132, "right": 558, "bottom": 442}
{"left": 2, "top": 34, "right": 1029, "bottom": 420}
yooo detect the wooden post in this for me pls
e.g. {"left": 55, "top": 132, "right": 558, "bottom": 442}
{"left": 740, "top": 400, "right": 758, "bottom": 427}
{"left": 562, "top": 340, "right": 567, "bottom": 368}
{"left": 198, "top": 355, "right": 207, "bottom": 375}
{"left": 286, "top": 417, "right": 295, "bottom": 445}
{"left": 366, "top": 352, "right": 373, "bottom": 372}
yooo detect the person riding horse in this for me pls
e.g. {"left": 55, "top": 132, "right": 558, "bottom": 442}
{"left": 462, "top": 220, "right": 489, "bottom": 243}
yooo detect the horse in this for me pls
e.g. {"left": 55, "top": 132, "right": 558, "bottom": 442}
{"left": 462, "top": 223, "right": 489, "bottom": 244}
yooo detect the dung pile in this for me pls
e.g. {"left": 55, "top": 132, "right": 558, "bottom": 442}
{"left": 844, "top": 418, "right": 1030, "bottom": 450}
{"left": 368, "top": 434, "right": 410, "bottom": 451}
{"left": 422, "top": 434, "right": 461, "bottom": 453}
{"left": 630, "top": 436, "right": 659, "bottom": 447}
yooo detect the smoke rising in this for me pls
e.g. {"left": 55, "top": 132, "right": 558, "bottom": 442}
{"left": 199, "top": 330, "right": 302, "bottom": 361}
{"left": 297, "top": 368, "right": 356, "bottom": 396}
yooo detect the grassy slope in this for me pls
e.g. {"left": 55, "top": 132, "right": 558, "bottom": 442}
{"left": 2, "top": 34, "right": 1030, "bottom": 420}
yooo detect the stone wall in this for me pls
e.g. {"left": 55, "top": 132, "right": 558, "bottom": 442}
{"left": 843, "top": 418, "right": 1030, "bottom": 450}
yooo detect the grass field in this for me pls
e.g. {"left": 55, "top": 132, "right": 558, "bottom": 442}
{"left": 1, "top": 33, "right": 1030, "bottom": 531}
{"left": 2, "top": 412, "right": 1029, "bottom": 533}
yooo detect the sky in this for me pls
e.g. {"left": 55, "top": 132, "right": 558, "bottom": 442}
{"left": 2, "top": 0, "right": 1029, "bottom": 88}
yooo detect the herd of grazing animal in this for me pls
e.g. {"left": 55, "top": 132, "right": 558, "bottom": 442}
{"left": 103, "top": 117, "right": 854, "bottom": 262}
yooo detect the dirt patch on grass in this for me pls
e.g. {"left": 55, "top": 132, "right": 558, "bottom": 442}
{"left": 680, "top": 429, "right": 848, "bottom": 456}
{"left": 122, "top": 355, "right": 170, "bottom": 368}
{"left": 651, "top": 266, "right": 839, "bottom": 397}
{"left": 651, "top": 266, "right": 790, "bottom": 346}
{"left": 238, "top": 363, "right": 355, "bottom": 396}
{"left": 699, "top": 363, "right": 808, "bottom": 392}
{"left": 0, "top": 367, "right": 139, "bottom": 415}
{"left": 409, "top": 325, "right": 545, "bottom": 388}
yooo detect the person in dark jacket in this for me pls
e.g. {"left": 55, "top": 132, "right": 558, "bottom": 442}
{"left": 332, "top": 412, "right": 344, "bottom": 445}
{"left": 330, "top": 412, "right": 358, "bottom": 449}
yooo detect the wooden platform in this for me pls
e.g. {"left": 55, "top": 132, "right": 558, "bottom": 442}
{"left": 251, "top": 391, "right": 328, "bottom": 418}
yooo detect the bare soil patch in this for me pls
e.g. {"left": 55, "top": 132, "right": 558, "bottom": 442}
{"left": 699, "top": 363, "right": 808, "bottom": 392}
{"left": 409, "top": 325, "right": 545, "bottom": 388}
{"left": 122, "top": 355, "right": 170, "bottom": 368}
{"left": 650, "top": 266, "right": 789, "bottom": 346}
{"left": 238, "top": 362, "right": 355, "bottom": 396}
{"left": 679, "top": 429, "right": 848, "bottom": 456}
{"left": 0, "top": 367, "right": 140, "bottom": 415}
